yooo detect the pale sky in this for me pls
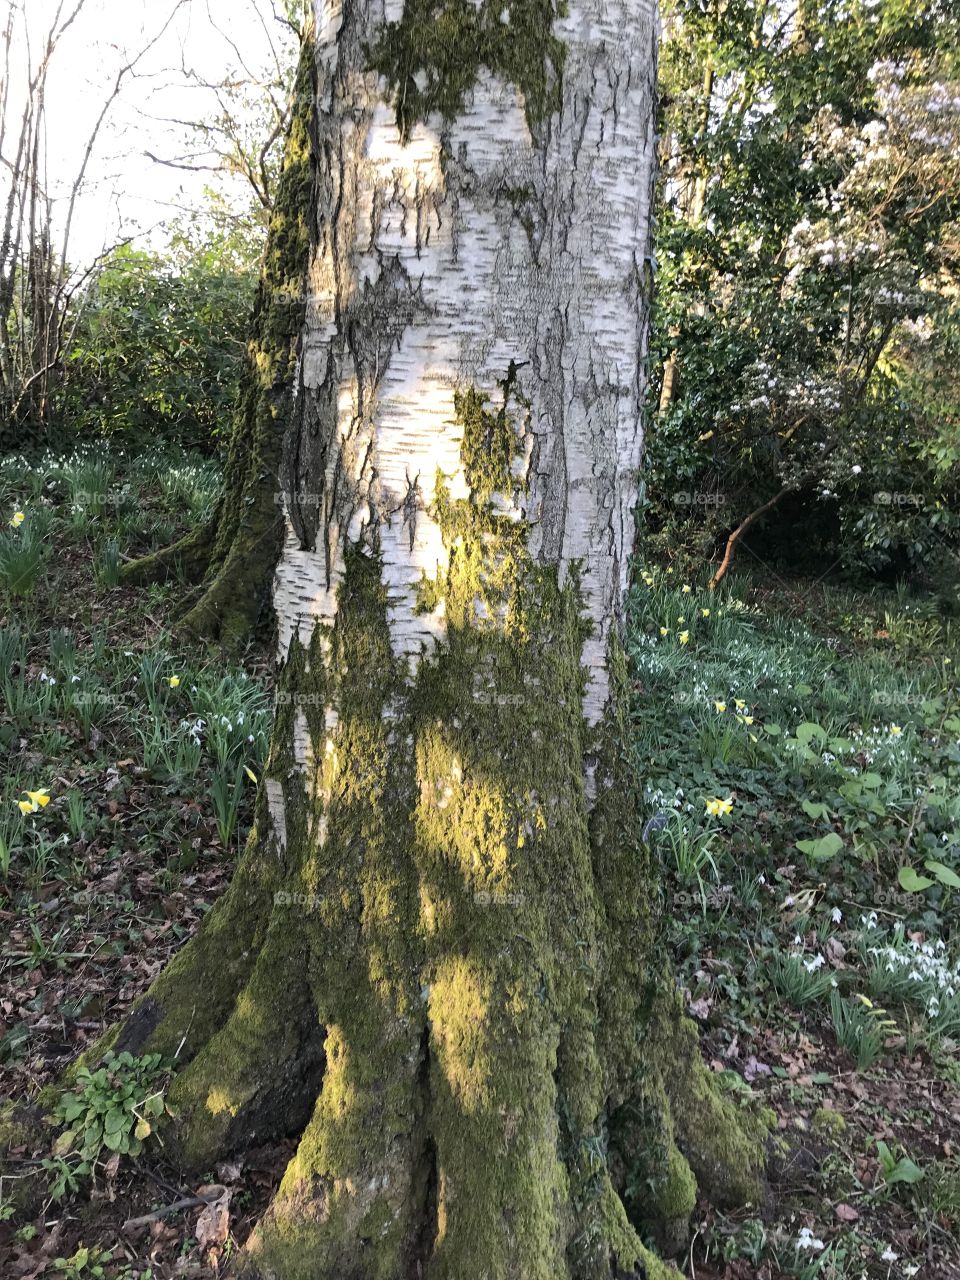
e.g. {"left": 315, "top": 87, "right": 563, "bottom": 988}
{"left": 2, "top": 0, "right": 297, "bottom": 267}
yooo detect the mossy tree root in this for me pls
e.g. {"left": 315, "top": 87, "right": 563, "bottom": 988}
{"left": 73, "top": 556, "right": 767, "bottom": 1280}
{"left": 119, "top": 516, "right": 218, "bottom": 589}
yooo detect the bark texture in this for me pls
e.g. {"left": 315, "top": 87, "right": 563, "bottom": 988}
{"left": 72, "top": 3, "right": 770, "bottom": 1277}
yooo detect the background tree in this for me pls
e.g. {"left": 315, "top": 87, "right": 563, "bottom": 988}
{"left": 57, "top": 228, "right": 256, "bottom": 453}
{"left": 0, "top": 0, "right": 187, "bottom": 446}
{"left": 94, "top": 4, "right": 769, "bottom": 1278}
{"left": 647, "top": 0, "right": 960, "bottom": 590}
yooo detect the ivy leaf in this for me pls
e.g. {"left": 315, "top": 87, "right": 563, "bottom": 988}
{"left": 923, "top": 860, "right": 960, "bottom": 889}
{"left": 796, "top": 722, "right": 827, "bottom": 745}
{"left": 801, "top": 800, "right": 831, "bottom": 820}
{"left": 796, "top": 832, "right": 843, "bottom": 860}
{"left": 898, "top": 866, "right": 934, "bottom": 893}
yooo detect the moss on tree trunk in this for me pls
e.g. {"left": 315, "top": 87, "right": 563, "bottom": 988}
{"left": 34, "top": 6, "right": 774, "bottom": 1275}
{"left": 65, "top": 387, "right": 768, "bottom": 1279}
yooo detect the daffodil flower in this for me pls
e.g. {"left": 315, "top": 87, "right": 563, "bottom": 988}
{"left": 701, "top": 608, "right": 710, "bottom": 617}
{"left": 9, "top": 510, "right": 25, "bottom": 528}
{"left": 704, "top": 796, "right": 734, "bottom": 817}
{"left": 660, "top": 627, "right": 669, "bottom": 637}
{"left": 735, "top": 699, "right": 746, "bottom": 710}
{"left": 18, "top": 788, "right": 50, "bottom": 813}
{"left": 737, "top": 714, "right": 754, "bottom": 726}
{"left": 890, "top": 724, "right": 902, "bottom": 736}
{"left": 714, "top": 700, "right": 726, "bottom": 713}
{"left": 666, "top": 567, "right": 674, "bottom": 574}
{"left": 681, "top": 584, "right": 691, "bottom": 594}
{"left": 244, "top": 766, "right": 258, "bottom": 784}
{"left": 677, "top": 616, "right": 685, "bottom": 623}
{"left": 167, "top": 675, "right": 181, "bottom": 688}
{"left": 678, "top": 630, "right": 690, "bottom": 645}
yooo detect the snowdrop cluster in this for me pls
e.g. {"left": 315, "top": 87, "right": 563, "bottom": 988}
{"left": 865, "top": 922, "right": 960, "bottom": 1019}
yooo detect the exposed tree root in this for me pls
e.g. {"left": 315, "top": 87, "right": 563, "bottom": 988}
{"left": 120, "top": 516, "right": 217, "bottom": 589}
{"left": 50, "top": 555, "right": 769, "bottom": 1280}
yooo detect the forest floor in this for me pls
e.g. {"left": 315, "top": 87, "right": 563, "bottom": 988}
{"left": 0, "top": 446, "right": 958, "bottom": 1280}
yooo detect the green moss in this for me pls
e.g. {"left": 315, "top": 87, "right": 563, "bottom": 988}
{"left": 369, "top": 0, "right": 568, "bottom": 137}
{"left": 641, "top": 985, "right": 769, "bottom": 1211}
{"left": 246, "top": 546, "right": 426, "bottom": 1278}
{"left": 812, "top": 1106, "right": 847, "bottom": 1138}
{"left": 0, "top": 1100, "right": 47, "bottom": 1220}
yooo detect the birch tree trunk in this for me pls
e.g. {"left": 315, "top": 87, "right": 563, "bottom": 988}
{"left": 98, "top": 4, "right": 769, "bottom": 1277}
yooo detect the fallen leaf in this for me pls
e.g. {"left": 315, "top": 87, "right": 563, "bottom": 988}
{"left": 834, "top": 1202, "right": 859, "bottom": 1222}
{"left": 195, "top": 1185, "right": 231, "bottom": 1253}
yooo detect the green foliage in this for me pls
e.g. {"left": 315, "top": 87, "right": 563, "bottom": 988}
{"left": 875, "top": 1138, "right": 924, "bottom": 1187}
{"left": 60, "top": 233, "right": 256, "bottom": 454}
{"left": 829, "top": 991, "right": 889, "bottom": 1071}
{"left": 771, "top": 954, "right": 836, "bottom": 1008}
{"left": 0, "top": 512, "right": 50, "bottom": 597}
{"left": 647, "top": 0, "right": 960, "bottom": 584}
{"left": 49, "top": 1051, "right": 171, "bottom": 1196}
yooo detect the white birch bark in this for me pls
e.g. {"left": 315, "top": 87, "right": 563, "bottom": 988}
{"left": 274, "top": 0, "right": 658, "bottom": 734}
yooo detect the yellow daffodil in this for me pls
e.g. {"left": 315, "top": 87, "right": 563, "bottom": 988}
{"left": 735, "top": 699, "right": 747, "bottom": 710}
{"left": 167, "top": 675, "right": 181, "bottom": 688}
{"left": 659, "top": 627, "right": 669, "bottom": 637}
{"left": 681, "top": 584, "right": 691, "bottom": 594}
{"left": 244, "top": 766, "right": 258, "bottom": 783}
{"left": 9, "top": 510, "right": 25, "bottom": 528}
{"left": 705, "top": 796, "right": 734, "bottom": 817}
{"left": 714, "top": 700, "right": 726, "bottom": 713}
{"left": 701, "top": 608, "right": 710, "bottom": 617}
{"left": 737, "top": 714, "right": 754, "bottom": 725}
{"left": 890, "top": 724, "right": 902, "bottom": 736}
{"left": 666, "top": 567, "right": 674, "bottom": 574}
{"left": 678, "top": 630, "right": 690, "bottom": 645}
{"left": 18, "top": 788, "right": 50, "bottom": 814}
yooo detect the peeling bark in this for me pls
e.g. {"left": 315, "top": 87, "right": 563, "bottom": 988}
{"left": 48, "top": 4, "right": 773, "bottom": 1278}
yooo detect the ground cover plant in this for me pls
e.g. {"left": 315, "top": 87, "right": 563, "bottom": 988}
{"left": 0, "top": 452, "right": 957, "bottom": 1277}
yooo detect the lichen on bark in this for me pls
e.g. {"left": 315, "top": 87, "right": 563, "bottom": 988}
{"left": 12, "top": 0, "right": 778, "bottom": 1273}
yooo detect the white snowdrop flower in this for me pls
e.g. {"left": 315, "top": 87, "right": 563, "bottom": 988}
{"left": 851, "top": 465, "right": 862, "bottom": 474}
{"left": 832, "top": 907, "right": 843, "bottom": 923}
{"left": 794, "top": 934, "right": 803, "bottom": 946}
{"left": 797, "top": 1227, "right": 826, "bottom": 1251}
{"left": 757, "top": 874, "right": 766, "bottom": 885}
{"left": 880, "top": 1247, "right": 899, "bottom": 1263}
{"left": 804, "top": 954, "right": 826, "bottom": 973}
{"left": 70, "top": 674, "right": 81, "bottom": 683}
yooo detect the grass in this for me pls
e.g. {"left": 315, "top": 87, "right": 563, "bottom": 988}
{"left": 0, "top": 457, "right": 958, "bottom": 1278}
{"left": 631, "top": 562, "right": 959, "bottom": 1277}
